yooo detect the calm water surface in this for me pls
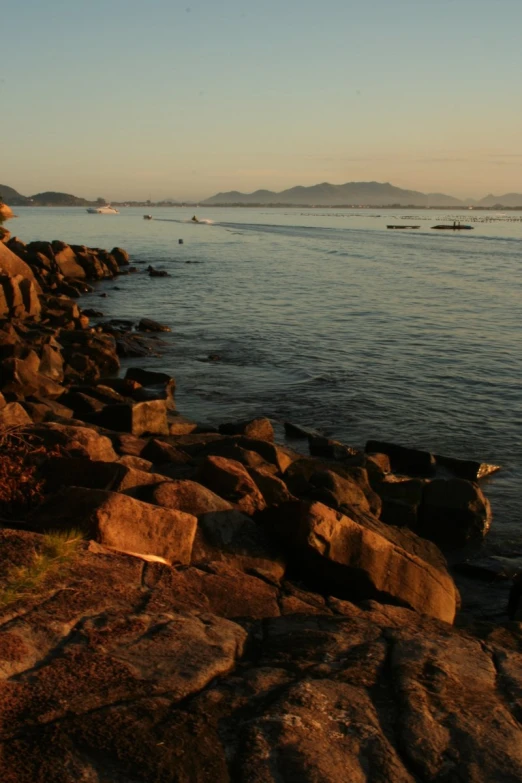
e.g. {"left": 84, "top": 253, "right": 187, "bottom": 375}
{"left": 12, "top": 206, "right": 522, "bottom": 615}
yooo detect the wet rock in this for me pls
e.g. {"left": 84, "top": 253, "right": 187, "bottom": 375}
{"left": 137, "top": 317, "right": 171, "bottom": 332}
{"left": 111, "top": 246, "right": 130, "bottom": 265}
{"left": 374, "top": 475, "right": 427, "bottom": 528}
{"left": 434, "top": 452, "right": 501, "bottom": 481}
{"left": 283, "top": 420, "right": 322, "bottom": 439}
{"left": 418, "top": 478, "right": 492, "bottom": 549}
{"left": 366, "top": 439, "right": 436, "bottom": 476}
{"left": 308, "top": 434, "right": 361, "bottom": 461}
{"left": 29, "top": 486, "right": 197, "bottom": 564}
{"left": 219, "top": 417, "right": 275, "bottom": 442}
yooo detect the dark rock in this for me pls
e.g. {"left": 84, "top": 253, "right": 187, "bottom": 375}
{"left": 219, "top": 416, "right": 274, "bottom": 442}
{"left": 137, "top": 317, "right": 171, "bottom": 332}
{"left": 27, "top": 422, "right": 118, "bottom": 461}
{"left": 141, "top": 437, "right": 191, "bottom": 464}
{"left": 283, "top": 421, "right": 322, "bottom": 439}
{"left": 0, "top": 401, "right": 32, "bottom": 427}
{"left": 197, "top": 455, "right": 266, "bottom": 515}
{"left": 268, "top": 500, "right": 458, "bottom": 622}
{"left": 149, "top": 479, "right": 233, "bottom": 516}
{"left": 418, "top": 478, "right": 493, "bottom": 549}
{"left": 111, "top": 246, "right": 130, "bottom": 265}
{"left": 85, "top": 399, "right": 169, "bottom": 436}
{"left": 146, "top": 265, "right": 170, "bottom": 278}
{"left": 365, "top": 439, "right": 436, "bottom": 476}
{"left": 193, "top": 509, "right": 285, "bottom": 579}
{"left": 434, "top": 452, "right": 501, "bottom": 481}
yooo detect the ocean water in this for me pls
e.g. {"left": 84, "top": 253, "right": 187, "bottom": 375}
{"left": 11, "top": 206, "right": 522, "bottom": 617}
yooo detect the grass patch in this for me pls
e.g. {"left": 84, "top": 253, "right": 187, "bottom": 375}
{"left": 0, "top": 529, "right": 83, "bottom": 608}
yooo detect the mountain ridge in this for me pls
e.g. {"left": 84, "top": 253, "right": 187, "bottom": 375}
{"left": 202, "top": 181, "right": 522, "bottom": 207}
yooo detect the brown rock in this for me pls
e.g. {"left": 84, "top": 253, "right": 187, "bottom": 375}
{"left": 0, "top": 401, "right": 33, "bottom": 428}
{"left": 28, "top": 422, "right": 118, "bottom": 461}
{"left": 197, "top": 455, "right": 266, "bottom": 515}
{"left": 29, "top": 486, "right": 197, "bottom": 564}
{"left": 150, "top": 479, "right": 233, "bottom": 516}
{"left": 274, "top": 500, "right": 457, "bottom": 622}
{"left": 219, "top": 417, "right": 275, "bottom": 441}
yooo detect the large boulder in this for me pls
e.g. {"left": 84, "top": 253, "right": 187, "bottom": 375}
{"left": 27, "top": 422, "right": 118, "bottom": 461}
{"left": 0, "top": 401, "right": 33, "bottom": 428}
{"left": 193, "top": 509, "right": 286, "bottom": 579}
{"left": 219, "top": 417, "right": 274, "bottom": 442}
{"left": 86, "top": 400, "right": 169, "bottom": 436}
{"left": 418, "top": 478, "right": 492, "bottom": 549}
{"left": 29, "top": 486, "right": 197, "bottom": 564}
{"left": 0, "top": 240, "right": 42, "bottom": 291}
{"left": 308, "top": 467, "right": 382, "bottom": 517}
{"left": 51, "top": 242, "right": 87, "bottom": 279}
{"left": 373, "top": 475, "right": 427, "bottom": 529}
{"left": 272, "top": 500, "right": 458, "bottom": 622}
{"left": 197, "top": 455, "right": 266, "bottom": 515}
{"left": 366, "top": 439, "right": 436, "bottom": 476}
{"left": 149, "top": 479, "right": 233, "bottom": 516}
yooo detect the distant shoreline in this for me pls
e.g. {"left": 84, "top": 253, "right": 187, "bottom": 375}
{"left": 13, "top": 204, "right": 522, "bottom": 211}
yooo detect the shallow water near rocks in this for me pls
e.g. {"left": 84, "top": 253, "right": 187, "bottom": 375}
{"left": 12, "top": 206, "right": 522, "bottom": 619}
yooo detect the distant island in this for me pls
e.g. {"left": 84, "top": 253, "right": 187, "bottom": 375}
{"left": 2, "top": 181, "right": 522, "bottom": 209}
{"left": 202, "top": 181, "right": 522, "bottom": 209}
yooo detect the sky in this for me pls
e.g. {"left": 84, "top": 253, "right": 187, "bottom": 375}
{"left": 2, "top": 0, "right": 521, "bottom": 201}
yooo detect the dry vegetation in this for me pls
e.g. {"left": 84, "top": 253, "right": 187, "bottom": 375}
{"left": 0, "top": 529, "right": 82, "bottom": 607}
{"left": 0, "top": 426, "right": 64, "bottom": 519}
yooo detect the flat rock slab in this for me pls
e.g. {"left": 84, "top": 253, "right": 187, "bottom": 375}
{"left": 0, "top": 534, "right": 520, "bottom": 782}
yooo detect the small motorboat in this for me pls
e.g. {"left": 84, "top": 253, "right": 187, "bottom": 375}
{"left": 431, "top": 223, "right": 473, "bottom": 230}
{"left": 191, "top": 215, "right": 199, "bottom": 223}
{"left": 86, "top": 205, "right": 119, "bottom": 214}
{"left": 143, "top": 214, "right": 153, "bottom": 220}
{"left": 387, "top": 225, "right": 420, "bottom": 229}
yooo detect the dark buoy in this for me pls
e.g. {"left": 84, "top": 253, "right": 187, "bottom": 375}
{"left": 178, "top": 238, "right": 184, "bottom": 244}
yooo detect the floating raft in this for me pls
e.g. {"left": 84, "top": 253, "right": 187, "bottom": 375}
{"left": 431, "top": 224, "right": 474, "bottom": 230}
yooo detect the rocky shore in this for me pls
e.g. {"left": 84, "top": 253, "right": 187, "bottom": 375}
{"left": 0, "top": 214, "right": 521, "bottom": 782}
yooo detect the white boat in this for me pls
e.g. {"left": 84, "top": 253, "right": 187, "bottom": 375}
{"left": 86, "top": 205, "right": 119, "bottom": 214}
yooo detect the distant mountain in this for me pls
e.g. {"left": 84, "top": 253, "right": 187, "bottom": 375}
{"left": 0, "top": 184, "right": 29, "bottom": 206}
{"left": 202, "top": 181, "right": 466, "bottom": 207}
{"left": 476, "top": 193, "right": 522, "bottom": 208}
{"left": 30, "top": 191, "right": 89, "bottom": 206}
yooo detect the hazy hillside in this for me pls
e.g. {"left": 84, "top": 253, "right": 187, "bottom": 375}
{"left": 202, "top": 181, "right": 466, "bottom": 207}
{"left": 30, "top": 191, "right": 89, "bottom": 206}
{"left": 477, "top": 193, "right": 522, "bottom": 207}
{"left": 0, "top": 184, "right": 29, "bottom": 205}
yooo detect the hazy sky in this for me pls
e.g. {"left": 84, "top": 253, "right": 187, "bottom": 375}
{"left": 2, "top": 0, "right": 521, "bottom": 200}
